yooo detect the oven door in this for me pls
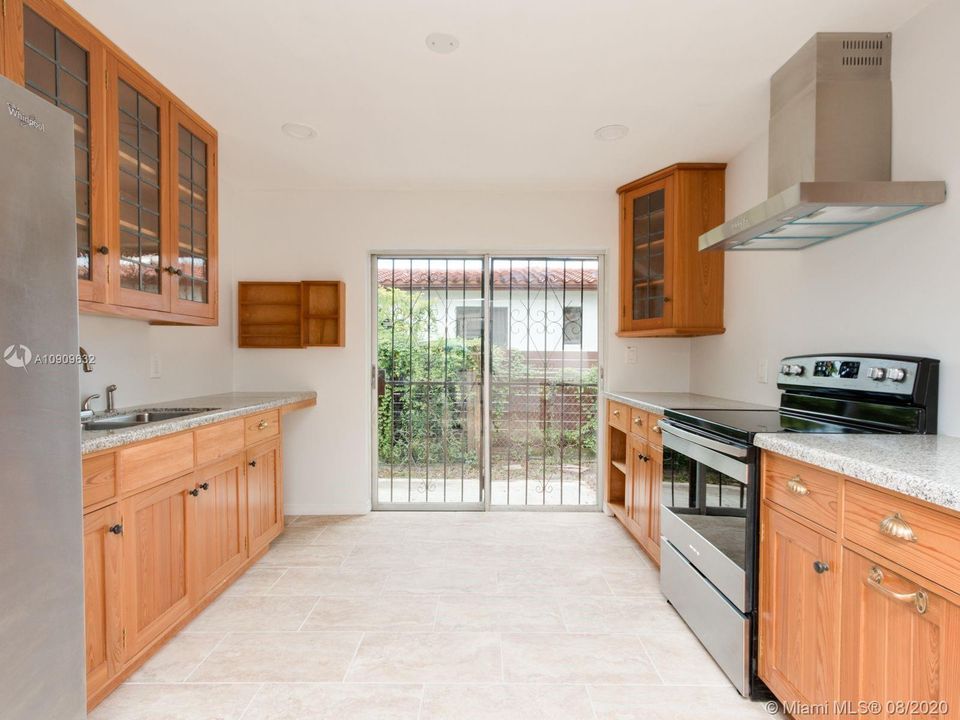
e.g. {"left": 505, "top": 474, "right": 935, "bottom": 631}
{"left": 658, "top": 420, "right": 755, "bottom": 613}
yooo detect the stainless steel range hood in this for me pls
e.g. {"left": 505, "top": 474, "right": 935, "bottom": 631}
{"left": 700, "top": 33, "right": 946, "bottom": 252}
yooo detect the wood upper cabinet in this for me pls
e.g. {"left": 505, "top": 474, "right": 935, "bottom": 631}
{"left": 617, "top": 163, "right": 725, "bottom": 337}
{"left": 1, "top": 0, "right": 218, "bottom": 325}
{"left": 83, "top": 504, "right": 123, "bottom": 700}
{"left": 759, "top": 504, "right": 840, "bottom": 715}
{"left": 169, "top": 104, "right": 217, "bottom": 320}
{"left": 194, "top": 454, "right": 247, "bottom": 598}
{"left": 18, "top": 0, "right": 108, "bottom": 302}
{"left": 246, "top": 436, "right": 283, "bottom": 556}
{"left": 119, "top": 473, "right": 196, "bottom": 660}
{"left": 839, "top": 549, "right": 960, "bottom": 718}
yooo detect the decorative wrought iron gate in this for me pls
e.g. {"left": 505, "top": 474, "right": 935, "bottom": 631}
{"left": 373, "top": 255, "right": 600, "bottom": 509}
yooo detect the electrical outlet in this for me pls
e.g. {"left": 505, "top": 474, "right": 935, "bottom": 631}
{"left": 757, "top": 358, "right": 769, "bottom": 384}
{"left": 149, "top": 353, "right": 162, "bottom": 379}
{"left": 625, "top": 345, "right": 638, "bottom": 365}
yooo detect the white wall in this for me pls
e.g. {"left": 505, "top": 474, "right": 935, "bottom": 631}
{"left": 229, "top": 189, "right": 691, "bottom": 514}
{"left": 690, "top": 0, "right": 960, "bottom": 435}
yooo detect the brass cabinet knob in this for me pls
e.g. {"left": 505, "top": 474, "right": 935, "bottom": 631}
{"left": 258, "top": 419, "right": 269, "bottom": 429}
{"left": 878, "top": 512, "right": 918, "bottom": 542}
{"left": 786, "top": 476, "right": 809, "bottom": 496}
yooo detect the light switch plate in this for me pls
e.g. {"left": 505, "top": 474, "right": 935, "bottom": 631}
{"left": 149, "top": 353, "right": 162, "bottom": 379}
{"left": 625, "top": 345, "right": 638, "bottom": 365}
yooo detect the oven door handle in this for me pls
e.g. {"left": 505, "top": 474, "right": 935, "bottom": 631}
{"left": 658, "top": 420, "right": 749, "bottom": 459}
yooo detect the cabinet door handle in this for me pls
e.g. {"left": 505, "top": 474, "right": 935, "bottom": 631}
{"left": 633, "top": 416, "right": 642, "bottom": 426}
{"left": 786, "top": 476, "right": 809, "bottom": 496}
{"left": 867, "top": 566, "right": 928, "bottom": 614}
{"left": 164, "top": 266, "right": 184, "bottom": 276}
{"left": 878, "top": 512, "right": 918, "bottom": 542}
{"left": 651, "top": 424, "right": 662, "bottom": 434}
{"left": 188, "top": 488, "right": 200, "bottom": 497}
{"left": 813, "top": 560, "right": 829, "bottom": 574}
{"left": 248, "top": 460, "right": 257, "bottom": 467}
{"left": 108, "top": 524, "right": 123, "bottom": 535}
{"left": 612, "top": 410, "right": 621, "bottom": 417}
{"left": 258, "top": 419, "right": 269, "bottom": 429}
{"left": 97, "top": 245, "right": 109, "bottom": 255}
{"left": 199, "top": 482, "right": 209, "bottom": 491}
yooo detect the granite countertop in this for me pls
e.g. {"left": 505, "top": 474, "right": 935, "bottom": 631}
{"left": 604, "top": 391, "right": 774, "bottom": 414}
{"left": 754, "top": 433, "right": 960, "bottom": 513}
{"left": 81, "top": 391, "right": 317, "bottom": 454}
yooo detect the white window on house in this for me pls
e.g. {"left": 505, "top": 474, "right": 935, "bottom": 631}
{"left": 456, "top": 305, "right": 509, "bottom": 345}
{"left": 563, "top": 306, "right": 583, "bottom": 344}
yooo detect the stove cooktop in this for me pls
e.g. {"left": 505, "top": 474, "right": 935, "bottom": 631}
{"left": 662, "top": 408, "right": 880, "bottom": 445}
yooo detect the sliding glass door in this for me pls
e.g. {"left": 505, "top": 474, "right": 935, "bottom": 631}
{"left": 373, "top": 255, "right": 601, "bottom": 510}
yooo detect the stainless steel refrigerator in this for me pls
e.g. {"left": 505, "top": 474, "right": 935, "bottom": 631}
{"left": 0, "top": 74, "right": 87, "bottom": 718}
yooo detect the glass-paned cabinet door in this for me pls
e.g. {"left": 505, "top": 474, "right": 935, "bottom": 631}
{"left": 621, "top": 177, "right": 672, "bottom": 331}
{"left": 112, "top": 60, "right": 169, "bottom": 311}
{"left": 169, "top": 105, "right": 217, "bottom": 319}
{"left": 21, "top": 1, "right": 107, "bottom": 301}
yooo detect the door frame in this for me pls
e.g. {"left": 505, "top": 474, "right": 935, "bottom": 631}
{"left": 369, "top": 251, "right": 606, "bottom": 512}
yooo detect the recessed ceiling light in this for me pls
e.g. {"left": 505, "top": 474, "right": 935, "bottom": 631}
{"left": 426, "top": 33, "right": 459, "bottom": 54}
{"left": 594, "top": 124, "right": 629, "bottom": 142}
{"left": 281, "top": 122, "right": 318, "bottom": 140}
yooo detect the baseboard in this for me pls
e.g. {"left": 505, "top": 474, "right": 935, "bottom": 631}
{"left": 285, "top": 501, "right": 372, "bottom": 516}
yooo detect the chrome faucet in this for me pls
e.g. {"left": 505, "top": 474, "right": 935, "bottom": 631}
{"left": 106, "top": 384, "right": 117, "bottom": 412}
{"left": 80, "top": 393, "right": 100, "bottom": 421}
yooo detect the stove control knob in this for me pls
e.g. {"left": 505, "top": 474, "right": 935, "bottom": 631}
{"left": 787, "top": 364, "right": 804, "bottom": 376}
{"left": 887, "top": 368, "right": 907, "bottom": 383}
{"left": 780, "top": 364, "right": 792, "bottom": 375}
{"left": 868, "top": 367, "right": 886, "bottom": 381}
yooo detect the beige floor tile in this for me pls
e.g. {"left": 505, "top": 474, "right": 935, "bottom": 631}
{"left": 640, "top": 630, "right": 731, "bottom": 685}
{"left": 127, "top": 632, "right": 226, "bottom": 683}
{"left": 301, "top": 595, "right": 439, "bottom": 631}
{"left": 222, "top": 566, "right": 287, "bottom": 596}
{"left": 88, "top": 683, "right": 260, "bottom": 720}
{"left": 187, "top": 595, "right": 317, "bottom": 632}
{"left": 421, "top": 684, "right": 595, "bottom": 720}
{"left": 189, "top": 631, "right": 362, "bottom": 682}
{"left": 346, "top": 632, "right": 501, "bottom": 683}
{"left": 242, "top": 683, "right": 423, "bottom": 720}
{"left": 501, "top": 632, "right": 661, "bottom": 684}
{"left": 560, "top": 595, "right": 687, "bottom": 633}
{"left": 588, "top": 684, "right": 778, "bottom": 719}
{"left": 601, "top": 566, "right": 662, "bottom": 595}
{"left": 436, "top": 595, "right": 565, "bottom": 632}
{"left": 266, "top": 567, "right": 386, "bottom": 596}
{"left": 313, "top": 522, "right": 410, "bottom": 545}
{"left": 383, "top": 567, "right": 498, "bottom": 595}
{"left": 288, "top": 514, "right": 362, "bottom": 527}
{"left": 271, "top": 526, "right": 326, "bottom": 545}
{"left": 257, "top": 543, "right": 352, "bottom": 567}
{"left": 497, "top": 567, "right": 613, "bottom": 596}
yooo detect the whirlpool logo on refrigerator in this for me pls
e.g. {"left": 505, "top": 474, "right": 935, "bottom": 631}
{"left": 6, "top": 103, "right": 45, "bottom": 132}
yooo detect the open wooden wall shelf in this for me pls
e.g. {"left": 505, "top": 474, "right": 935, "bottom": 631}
{"left": 238, "top": 281, "right": 345, "bottom": 348}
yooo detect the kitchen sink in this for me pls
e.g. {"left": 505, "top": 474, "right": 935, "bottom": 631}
{"left": 82, "top": 408, "right": 218, "bottom": 431}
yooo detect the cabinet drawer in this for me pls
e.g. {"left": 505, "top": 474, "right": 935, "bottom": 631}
{"left": 118, "top": 433, "right": 195, "bottom": 495}
{"left": 245, "top": 410, "right": 280, "bottom": 445}
{"left": 647, "top": 413, "right": 665, "bottom": 446}
{"left": 762, "top": 454, "right": 840, "bottom": 532}
{"left": 83, "top": 453, "right": 117, "bottom": 508}
{"left": 196, "top": 419, "right": 244, "bottom": 466}
{"left": 844, "top": 480, "right": 960, "bottom": 595}
{"left": 607, "top": 401, "right": 629, "bottom": 432}
{"left": 629, "top": 408, "right": 649, "bottom": 439}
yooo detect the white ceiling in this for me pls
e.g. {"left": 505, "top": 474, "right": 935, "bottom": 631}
{"left": 73, "top": 0, "right": 933, "bottom": 190}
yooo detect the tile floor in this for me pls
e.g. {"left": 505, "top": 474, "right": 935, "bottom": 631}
{"left": 90, "top": 511, "right": 779, "bottom": 720}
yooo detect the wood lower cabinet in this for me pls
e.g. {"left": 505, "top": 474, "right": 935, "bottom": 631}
{"left": 119, "top": 473, "right": 196, "bottom": 661}
{"left": 759, "top": 503, "right": 839, "bottom": 713}
{"left": 760, "top": 451, "right": 960, "bottom": 718}
{"left": 839, "top": 549, "right": 960, "bottom": 718}
{"left": 194, "top": 454, "right": 247, "bottom": 599}
{"left": 83, "top": 504, "right": 123, "bottom": 699}
{"left": 246, "top": 437, "right": 283, "bottom": 555}
{"left": 607, "top": 401, "right": 663, "bottom": 565}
